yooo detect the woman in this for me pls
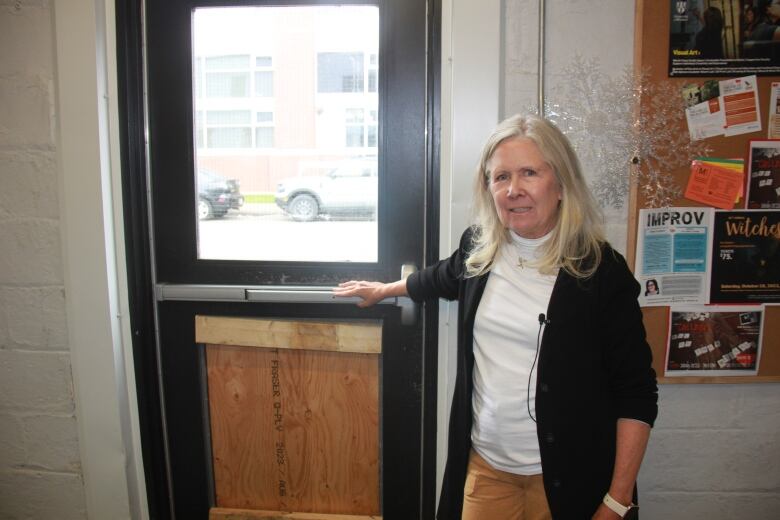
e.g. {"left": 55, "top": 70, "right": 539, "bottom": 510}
{"left": 645, "top": 279, "right": 660, "bottom": 296}
{"left": 744, "top": 0, "right": 780, "bottom": 59}
{"left": 694, "top": 6, "right": 725, "bottom": 59}
{"left": 743, "top": 5, "right": 760, "bottom": 40}
{"left": 335, "top": 115, "right": 658, "bottom": 519}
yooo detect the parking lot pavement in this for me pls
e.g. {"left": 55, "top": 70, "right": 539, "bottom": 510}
{"left": 197, "top": 209, "right": 378, "bottom": 262}
{"left": 240, "top": 202, "right": 282, "bottom": 217}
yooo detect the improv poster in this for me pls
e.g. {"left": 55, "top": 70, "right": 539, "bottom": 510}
{"left": 665, "top": 306, "right": 763, "bottom": 376}
{"left": 636, "top": 208, "right": 713, "bottom": 306}
{"left": 710, "top": 210, "right": 780, "bottom": 303}
{"left": 669, "top": 0, "right": 780, "bottom": 77}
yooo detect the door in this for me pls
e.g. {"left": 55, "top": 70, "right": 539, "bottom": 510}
{"left": 117, "top": 0, "right": 439, "bottom": 518}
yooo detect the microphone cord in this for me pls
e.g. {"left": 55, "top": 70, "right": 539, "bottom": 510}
{"left": 527, "top": 313, "right": 546, "bottom": 423}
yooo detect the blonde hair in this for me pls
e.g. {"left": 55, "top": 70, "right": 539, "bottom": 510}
{"left": 465, "top": 114, "right": 605, "bottom": 279}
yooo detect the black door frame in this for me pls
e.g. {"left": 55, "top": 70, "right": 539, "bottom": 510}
{"left": 115, "top": 0, "right": 441, "bottom": 517}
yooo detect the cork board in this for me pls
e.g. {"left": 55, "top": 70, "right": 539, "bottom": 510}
{"left": 198, "top": 316, "right": 381, "bottom": 516}
{"left": 632, "top": 1, "right": 780, "bottom": 383}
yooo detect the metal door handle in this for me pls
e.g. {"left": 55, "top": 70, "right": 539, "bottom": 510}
{"left": 155, "top": 264, "right": 419, "bottom": 326}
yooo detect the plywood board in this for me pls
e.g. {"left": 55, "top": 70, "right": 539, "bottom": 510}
{"left": 209, "top": 507, "right": 381, "bottom": 519}
{"left": 196, "top": 315, "right": 381, "bottom": 354}
{"left": 206, "top": 341, "right": 380, "bottom": 515}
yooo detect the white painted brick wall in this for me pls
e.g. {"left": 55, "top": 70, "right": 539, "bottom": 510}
{"left": 0, "top": 471, "right": 87, "bottom": 520}
{"left": 640, "top": 384, "right": 780, "bottom": 519}
{"left": 0, "top": 1, "right": 87, "bottom": 518}
{"left": 1, "top": 287, "right": 68, "bottom": 350}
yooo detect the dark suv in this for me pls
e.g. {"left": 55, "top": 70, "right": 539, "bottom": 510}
{"left": 197, "top": 169, "right": 243, "bottom": 219}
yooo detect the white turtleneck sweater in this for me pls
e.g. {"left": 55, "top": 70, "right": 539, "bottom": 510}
{"left": 471, "top": 230, "right": 557, "bottom": 475}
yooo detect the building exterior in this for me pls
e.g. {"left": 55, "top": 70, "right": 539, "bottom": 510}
{"left": 193, "top": 6, "right": 378, "bottom": 194}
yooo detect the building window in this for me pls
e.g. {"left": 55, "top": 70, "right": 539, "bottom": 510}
{"left": 194, "top": 57, "right": 203, "bottom": 98}
{"left": 367, "top": 109, "right": 378, "bottom": 147}
{"left": 207, "top": 127, "right": 252, "bottom": 148}
{"left": 318, "top": 52, "right": 364, "bottom": 93}
{"left": 207, "top": 54, "right": 250, "bottom": 69}
{"left": 199, "top": 110, "right": 274, "bottom": 149}
{"left": 205, "top": 54, "right": 251, "bottom": 98}
{"left": 368, "top": 53, "right": 378, "bottom": 93}
{"left": 255, "top": 111, "right": 274, "bottom": 147}
{"left": 255, "top": 127, "right": 274, "bottom": 147}
{"left": 205, "top": 110, "right": 252, "bottom": 148}
{"left": 346, "top": 108, "right": 365, "bottom": 147}
{"left": 345, "top": 108, "right": 377, "bottom": 148}
{"left": 254, "top": 56, "right": 274, "bottom": 97}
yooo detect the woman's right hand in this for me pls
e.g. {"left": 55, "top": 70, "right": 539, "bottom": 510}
{"left": 333, "top": 279, "right": 407, "bottom": 308}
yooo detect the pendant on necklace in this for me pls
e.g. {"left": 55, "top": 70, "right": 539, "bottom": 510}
{"left": 517, "top": 257, "right": 527, "bottom": 269}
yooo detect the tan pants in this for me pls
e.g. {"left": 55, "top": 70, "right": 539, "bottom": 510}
{"left": 461, "top": 449, "right": 552, "bottom": 520}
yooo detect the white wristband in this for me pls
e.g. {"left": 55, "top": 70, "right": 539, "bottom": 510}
{"left": 603, "top": 492, "right": 630, "bottom": 517}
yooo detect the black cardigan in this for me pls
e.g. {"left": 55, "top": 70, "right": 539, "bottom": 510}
{"left": 406, "top": 229, "right": 658, "bottom": 519}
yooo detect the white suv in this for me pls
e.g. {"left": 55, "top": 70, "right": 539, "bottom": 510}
{"left": 275, "top": 159, "right": 378, "bottom": 221}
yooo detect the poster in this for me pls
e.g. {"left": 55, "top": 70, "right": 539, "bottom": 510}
{"left": 746, "top": 139, "right": 780, "bottom": 208}
{"left": 669, "top": 1, "right": 780, "bottom": 77}
{"left": 685, "top": 96, "right": 725, "bottom": 141}
{"left": 685, "top": 159, "right": 743, "bottom": 209}
{"left": 721, "top": 76, "right": 762, "bottom": 137}
{"left": 636, "top": 207, "right": 713, "bottom": 306}
{"left": 768, "top": 82, "right": 780, "bottom": 138}
{"left": 682, "top": 78, "right": 720, "bottom": 107}
{"left": 665, "top": 305, "right": 763, "bottom": 376}
{"left": 710, "top": 210, "right": 780, "bottom": 303}
{"left": 683, "top": 76, "right": 760, "bottom": 140}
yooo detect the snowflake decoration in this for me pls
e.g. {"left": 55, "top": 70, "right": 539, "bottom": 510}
{"left": 539, "top": 55, "right": 711, "bottom": 208}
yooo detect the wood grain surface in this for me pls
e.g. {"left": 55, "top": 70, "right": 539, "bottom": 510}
{"left": 205, "top": 323, "right": 380, "bottom": 514}
{"left": 196, "top": 316, "right": 382, "bottom": 354}
{"left": 209, "top": 507, "right": 381, "bottom": 519}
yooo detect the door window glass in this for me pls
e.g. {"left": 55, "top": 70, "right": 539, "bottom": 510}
{"left": 192, "top": 6, "right": 379, "bottom": 263}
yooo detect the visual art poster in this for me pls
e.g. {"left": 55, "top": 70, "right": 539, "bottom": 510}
{"left": 636, "top": 208, "right": 713, "bottom": 306}
{"left": 746, "top": 139, "right": 780, "bottom": 208}
{"left": 669, "top": 0, "right": 780, "bottom": 77}
{"left": 710, "top": 210, "right": 780, "bottom": 303}
{"left": 665, "top": 306, "right": 763, "bottom": 376}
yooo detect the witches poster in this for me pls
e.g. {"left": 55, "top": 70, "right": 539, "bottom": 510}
{"left": 710, "top": 210, "right": 780, "bottom": 302}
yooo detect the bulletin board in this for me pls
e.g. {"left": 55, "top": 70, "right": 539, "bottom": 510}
{"left": 630, "top": 0, "right": 780, "bottom": 383}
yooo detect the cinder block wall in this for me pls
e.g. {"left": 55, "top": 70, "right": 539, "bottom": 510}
{"left": 0, "top": 1, "right": 87, "bottom": 518}
{"left": 642, "top": 384, "right": 780, "bottom": 517}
